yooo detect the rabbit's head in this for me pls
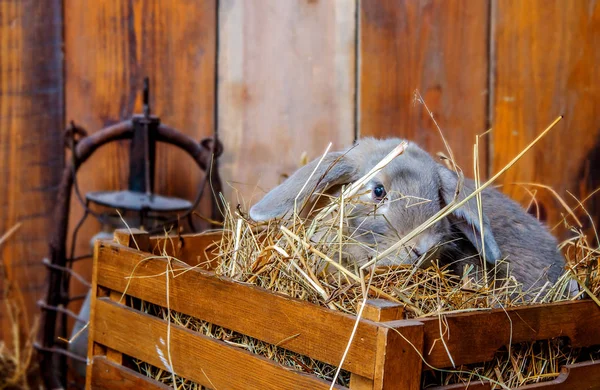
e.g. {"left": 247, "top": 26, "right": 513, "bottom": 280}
{"left": 249, "top": 137, "right": 501, "bottom": 268}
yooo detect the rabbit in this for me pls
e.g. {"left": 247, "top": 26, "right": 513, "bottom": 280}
{"left": 249, "top": 137, "right": 567, "bottom": 292}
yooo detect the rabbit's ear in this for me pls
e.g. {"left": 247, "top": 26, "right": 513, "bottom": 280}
{"left": 437, "top": 165, "right": 502, "bottom": 265}
{"left": 249, "top": 152, "right": 359, "bottom": 221}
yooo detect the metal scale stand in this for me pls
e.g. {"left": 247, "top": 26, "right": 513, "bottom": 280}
{"left": 36, "top": 78, "right": 224, "bottom": 389}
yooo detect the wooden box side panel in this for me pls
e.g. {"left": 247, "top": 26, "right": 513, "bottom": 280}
{"left": 96, "top": 232, "right": 600, "bottom": 390}
{"left": 91, "top": 298, "right": 343, "bottom": 390}
{"left": 90, "top": 356, "right": 172, "bottom": 390}
{"left": 430, "top": 360, "right": 600, "bottom": 390}
{"left": 95, "top": 240, "right": 380, "bottom": 378}
{"left": 420, "top": 300, "right": 600, "bottom": 369}
{"left": 148, "top": 232, "right": 222, "bottom": 269}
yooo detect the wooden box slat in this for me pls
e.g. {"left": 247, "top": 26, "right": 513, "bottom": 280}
{"left": 95, "top": 241, "right": 380, "bottom": 379}
{"left": 431, "top": 360, "right": 600, "bottom": 390}
{"left": 419, "top": 300, "right": 600, "bottom": 369}
{"left": 90, "top": 356, "right": 172, "bottom": 390}
{"left": 88, "top": 232, "right": 600, "bottom": 389}
{"left": 148, "top": 233, "right": 222, "bottom": 267}
{"left": 93, "top": 298, "right": 343, "bottom": 390}
{"left": 523, "top": 361, "right": 600, "bottom": 390}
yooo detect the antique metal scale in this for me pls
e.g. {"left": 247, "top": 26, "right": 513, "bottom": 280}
{"left": 35, "top": 78, "right": 223, "bottom": 389}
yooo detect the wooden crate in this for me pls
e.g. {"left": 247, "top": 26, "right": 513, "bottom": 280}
{"left": 86, "top": 229, "right": 600, "bottom": 390}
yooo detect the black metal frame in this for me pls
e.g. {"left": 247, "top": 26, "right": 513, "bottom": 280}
{"left": 35, "top": 79, "right": 224, "bottom": 389}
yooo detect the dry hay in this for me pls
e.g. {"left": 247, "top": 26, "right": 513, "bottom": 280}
{"left": 132, "top": 117, "right": 599, "bottom": 389}
{"left": 133, "top": 184, "right": 599, "bottom": 389}
{"left": 133, "top": 302, "right": 350, "bottom": 388}
{"left": 423, "top": 338, "right": 600, "bottom": 388}
{"left": 0, "top": 224, "right": 39, "bottom": 390}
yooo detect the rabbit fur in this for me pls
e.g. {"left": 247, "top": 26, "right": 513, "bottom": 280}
{"left": 249, "top": 137, "right": 567, "bottom": 291}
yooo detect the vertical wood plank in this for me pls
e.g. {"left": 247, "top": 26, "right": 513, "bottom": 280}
{"left": 359, "top": 0, "right": 490, "bottom": 174}
{"left": 90, "top": 356, "right": 173, "bottom": 390}
{"left": 86, "top": 244, "right": 108, "bottom": 390}
{"left": 350, "top": 374, "right": 374, "bottom": 390}
{"left": 113, "top": 228, "right": 150, "bottom": 251}
{"left": 373, "top": 320, "right": 424, "bottom": 390}
{"left": 0, "top": 0, "right": 63, "bottom": 341}
{"left": 491, "top": 0, "right": 600, "bottom": 234}
{"left": 361, "top": 299, "right": 404, "bottom": 323}
{"left": 218, "top": 0, "right": 356, "bottom": 207}
{"left": 106, "top": 288, "right": 125, "bottom": 366}
{"left": 64, "top": 0, "right": 216, "bottom": 308}
{"left": 350, "top": 300, "right": 406, "bottom": 389}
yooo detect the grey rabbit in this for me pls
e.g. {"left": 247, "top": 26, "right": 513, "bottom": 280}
{"left": 249, "top": 137, "right": 567, "bottom": 291}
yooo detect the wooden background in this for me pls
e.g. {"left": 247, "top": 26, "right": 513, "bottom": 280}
{"left": 1, "top": 0, "right": 599, "bottom": 341}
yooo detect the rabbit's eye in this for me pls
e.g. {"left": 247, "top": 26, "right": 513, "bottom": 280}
{"left": 372, "top": 184, "right": 386, "bottom": 201}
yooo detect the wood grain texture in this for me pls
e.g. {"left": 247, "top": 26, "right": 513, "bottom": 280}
{"left": 431, "top": 360, "right": 600, "bottom": 390}
{"left": 360, "top": 0, "right": 490, "bottom": 173}
{"left": 218, "top": 0, "right": 356, "bottom": 207}
{"left": 0, "top": 0, "right": 63, "bottom": 341}
{"left": 91, "top": 356, "right": 172, "bottom": 390}
{"left": 349, "top": 374, "right": 374, "bottom": 390}
{"left": 94, "top": 240, "right": 380, "bottom": 378}
{"left": 491, "top": 0, "right": 600, "bottom": 233}
{"left": 420, "top": 300, "right": 600, "bottom": 369}
{"left": 114, "top": 228, "right": 150, "bottom": 251}
{"left": 93, "top": 298, "right": 343, "bottom": 390}
{"left": 429, "top": 381, "right": 491, "bottom": 390}
{"left": 349, "top": 300, "right": 407, "bottom": 388}
{"left": 361, "top": 299, "right": 404, "bottom": 323}
{"left": 85, "top": 241, "right": 110, "bottom": 389}
{"left": 63, "top": 0, "right": 216, "bottom": 314}
{"left": 522, "top": 360, "right": 600, "bottom": 390}
{"left": 148, "top": 232, "right": 222, "bottom": 267}
{"left": 373, "top": 320, "right": 424, "bottom": 390}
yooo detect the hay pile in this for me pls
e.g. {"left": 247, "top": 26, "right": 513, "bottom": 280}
{"left": 135, "top": 302, "right": 349, "bottom": 387}
{"left": 0, "top": 224, "right": 39, "bottom": 390}
{"left": 133, "top": 183, "right": 599, "bottom": 389}
{"left": 133, "top": 122, "right": 599, "bottom": 388}
{"left": 424, "top": 337, "right": 599, "bottom": 388}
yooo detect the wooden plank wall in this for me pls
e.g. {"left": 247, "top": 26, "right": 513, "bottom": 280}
{"left": 359, "top": 0, "right": 490, "bottom": 173}
{"left": 0, "top": 0, "right": 63, "bottom": 342}
{"left": 0, "top": 0, "right": 598, "bottom": 345}
{"left": 492, "top": 0, "right": 600, "bottom": 231}
{"left": 218, "top": 0, "right": 356, "bottom": 206}
{"left": 63, "top": 0, "right": 216, "bottom": 304}
{"left": 359, "top": 0, "right": 600, "bottom": 237}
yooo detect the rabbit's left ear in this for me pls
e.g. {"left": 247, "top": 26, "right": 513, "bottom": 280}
{"left": 250, "top": 152, "right": 359, "bottom": 221}
{"left": 437, "top": 165, "right": 501, "bottom": 265}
